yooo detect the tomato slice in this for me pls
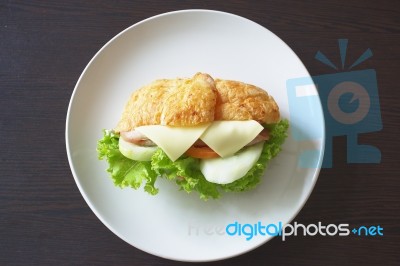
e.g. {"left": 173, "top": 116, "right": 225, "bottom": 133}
{"left": 185, "top": 146, "right": 220, "bottom": 159}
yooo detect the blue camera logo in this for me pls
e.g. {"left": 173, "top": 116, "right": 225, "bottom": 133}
{"left": 287, "top": 39, "right": 382, "bottom": 168}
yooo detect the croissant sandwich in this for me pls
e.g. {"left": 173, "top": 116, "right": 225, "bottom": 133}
{"left": 97, "top": 73, "right": 288, "bottom": 199}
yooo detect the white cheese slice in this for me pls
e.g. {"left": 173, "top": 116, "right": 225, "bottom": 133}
{"left": 135, "top": 124, "right": 210, "bottom": 161}
{"left": 200, "top": 142, "right": 265, "bottom": 184}
{"left": 200, "top": 120, "right": 263, "bottom": 157}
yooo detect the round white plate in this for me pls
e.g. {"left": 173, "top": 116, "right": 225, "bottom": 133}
{"left": 66, "top": 10, "right": 324, "bottom": 262}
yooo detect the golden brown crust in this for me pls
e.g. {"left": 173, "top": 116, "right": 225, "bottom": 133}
{"left": 214, "top": 79, "right": 280, "bottom": 124}
{"left": 115, "top": 73, "right": 280, "bottom": 132}
{"left": 115, "top": 73, "right": 217, "bottom": 132}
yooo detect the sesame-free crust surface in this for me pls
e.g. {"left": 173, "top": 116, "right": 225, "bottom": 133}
{"left": 115, "top": 73, "right": 280, "bottom": 132}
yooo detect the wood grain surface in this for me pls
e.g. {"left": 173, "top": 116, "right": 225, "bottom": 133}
{"left": 1, "top": 0, "right": 399, "bottom": 265}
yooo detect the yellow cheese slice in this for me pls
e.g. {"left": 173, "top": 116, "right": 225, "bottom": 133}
{"left": 200, "top": 120, "right": 263, "bottom": 157}
{"left": 135, "top": 124, "right": 210, "bottom": 161}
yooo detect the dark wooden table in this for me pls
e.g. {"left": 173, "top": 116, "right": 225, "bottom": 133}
{"left": 1, "top": 1, "right": 399, "bottom": 265}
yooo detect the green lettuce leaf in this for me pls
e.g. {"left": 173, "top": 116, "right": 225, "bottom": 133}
{"left": 151, "top": 149, "right": 220, "bottom": 200}
{"left": 97, "top": 130, "right": 158, "bottom": 195}
{"left": 97, "top": 119, "right": 289, "bottom": 200}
